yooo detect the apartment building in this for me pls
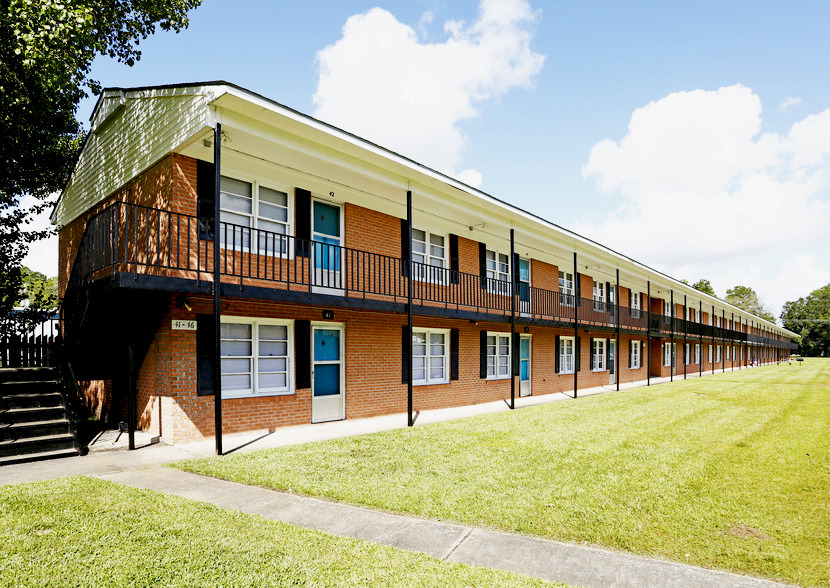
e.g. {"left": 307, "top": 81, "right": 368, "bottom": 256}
{"left": 54, "top": 82, "right": 797, "bottom": 447}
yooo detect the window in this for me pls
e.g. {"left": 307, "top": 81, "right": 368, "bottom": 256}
{"left": 630, "top": 291, "right": 641, "bottom": 318}
{"left": 220, "top": 319, "right": 292, "bottom": 398}
{"left": 560, "top": 336, "right": 575, "bottom": 374}
{"left": 592, "top": 338, "right": 606, "bottom": 371}
{"left": 220, "top": 176, "right": 290, "bottom": 254}
{"left": 694, "top": 344, "right": 701, "bottom": 364}
{"left": 708, "top": 345, "right": 713, "bottom": 363}
{"left": 593, "top": 280, "right": 606, "bottom": 312}
{"left": 726, "top": 346, "right": 731, "bottom": 361}
{"left": 664, "top": 300, "right": 672, "bottom": 317}
{"left": 716, "top": 345, "right": 722, "bottom": 362}
{"left": 412, "top": 229, "right": 446, "bottom": 282}
{"left": 412, "top": 328, "right": 448, "bottom": 384}
{"left": 685, "top": 343, "right": 690, "bottom": 365}
{"left": 559, "top": 271, "right": 575, "bottom": 306}
{"left": 486, "top": 250, "right": 510, "bottom": 295}
{"left": 631, "top": 340, "right": 641, "bottom": 369}
{"left": 486, "top": 333, "right": 511, "bottom": 379}
{"left": 663, "top": 342, "right": 672, "bottom": 367}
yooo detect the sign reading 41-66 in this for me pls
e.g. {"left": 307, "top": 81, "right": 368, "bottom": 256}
{"left": 172, "top": 319, "right": 197, "bottom": 331}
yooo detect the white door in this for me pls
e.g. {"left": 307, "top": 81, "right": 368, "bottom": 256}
{"left": 311, "top": 324, "right": 345, "bottom": 423}
{"left": 609, "top": 339, "right": 616, "bottom": 385}
{"left": 519, "top": 335, "right": 531, "bottom": 397}
{"left": 312, "top": 200, "right": 343, "bottom": 292}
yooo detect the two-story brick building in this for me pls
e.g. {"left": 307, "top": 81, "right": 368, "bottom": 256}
{"left": 54, "top": 82, "right": 797, "bottom": 447}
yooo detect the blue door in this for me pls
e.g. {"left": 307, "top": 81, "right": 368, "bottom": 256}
{"left": 312, "top": 201, "right": 342, "bottom": 288}
{"left": 312, "top": 326, "right": 344, "bottom": 422}
{"left": 520, "top": 335, "right": 531, "bottom": 396}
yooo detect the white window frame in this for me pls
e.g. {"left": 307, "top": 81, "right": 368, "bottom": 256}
{"left": 220, "top": 317, "right": 293, "bottom": 399}
{"left": 685, "top": 343, "right": 690, "bottom": 365}
{"left": 486, "top": 250, "right": 511, "bottom": 296}
{"left": 630, "top": 290, "right": 641, "bottom": 318}
{"left": 716, "top": 345, "right": 722, "bottom": 362}
{"left": 486, "top": 332, "right": 512, "bottom": 380}
{"left": 664, "top": 299, "right": 672, "bottom": 317}
{"left": 593, "top": 280, "right": 606, "bottom": 312}
{"left": 559, "top": 271, "right": 575, "bottom": 306}
{"left": 708, "top": 345, "right": 713, "bottom": 363}
{"left": 631, "top": 340, "right": 641, "bottom": 369}
{"left": 663, "top": 342, "right": 672, "bottom": 367}
{"left": 412, "top": 328, "right": 449, "bottom": 385}
{"left": 694, "top": 344, "right": 701, "bottom": 364}
{"left": 592, "top": 338, "right": 606, "bottom": 372}
{"left": 411, "top": 228, "right": 447, "bottom": 283}
{"left": 726, "top": 345, "right": 731, "bottom": 361}
{"left": 560, "top": 336, "right": 575, "bottom": 374}
{"left": 219, "top": 175, "right": 292, "bottom": 256}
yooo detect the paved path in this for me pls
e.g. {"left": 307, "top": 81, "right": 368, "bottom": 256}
{"left": 100, "top": 466, "right": 788, "bottom": 588}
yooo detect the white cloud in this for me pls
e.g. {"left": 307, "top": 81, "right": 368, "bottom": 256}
{"left": 778, "top": 96, "right": 802, "bottom": 112}
{"left": 580, "top": 85, "right": 830, "bottom": 317}
{"left": 313, "top": 0, "right": 545, "bottom": 182}
{"left": 455, "top": 168, "right": 483, "bottom": 188}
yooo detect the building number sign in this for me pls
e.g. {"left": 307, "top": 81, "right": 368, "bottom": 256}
{"left": 172, "top": 319, "right": 197, "bottom": 331}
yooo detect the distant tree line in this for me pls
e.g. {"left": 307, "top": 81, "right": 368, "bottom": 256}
{"left": 781, "top": 284, "right": 830, "bottom": 357}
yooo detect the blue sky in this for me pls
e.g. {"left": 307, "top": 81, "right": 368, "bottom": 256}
{"left": 32, "top": 0, "right": 830, "bottom": 318}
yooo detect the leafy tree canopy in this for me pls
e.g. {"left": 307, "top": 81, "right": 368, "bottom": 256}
{"left": 724, "top": 285, "right": 775, "bottom": 323}
{"left": 0, "top": 0, "right": 201, "bottom": 332}
{"left": 781, "top": 284, "right": 830, "bottom": 356}
{"left": 691, "top": 279, "right": 717, "bottom": 298}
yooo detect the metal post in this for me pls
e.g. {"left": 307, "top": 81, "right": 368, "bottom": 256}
{"left": 407, "top": 190, "right": 414, "bottom": 426}
{"left": 615, "top": 269, "right": 620, "bottom": 392}
{"left": 699, "top": 301, "right": 703, "bottom": 378}
{"left": 683, "top": 295, "right": 687, "bottom": 380}
{"left": 127, "top": 344, "right": 136, "bottom": 451}
{"left": 646, "top": 281, "right": 651, "bottom": 386}
{"left": 213, "top": 122, "right": 223, "bottom": 456}
{"left": 722, "top": 310, "right": 726, "bottom": 373}
{"left": 670, "top": 289, "right": 674, "bottom": 382}
{"left": 510, "top": 228, "right": 516, "bottom": 409}
{"left": 712, "top": 304, "right": 716, "bottom": 375}
{"left": 573, "top": 251, "right": 578, "bottom": 399}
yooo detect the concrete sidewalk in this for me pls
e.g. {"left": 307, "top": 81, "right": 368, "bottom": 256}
{"left": 100, "top": 466, "right": 787, "bottom": 588}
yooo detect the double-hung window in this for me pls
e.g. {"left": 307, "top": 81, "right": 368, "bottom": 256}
{"left": 560, "top": 336, "right": 575, "bottom": 374}
{"left": 694, "top": 344, "right": 701, "bottom": 364}
{"left": 486, "top": 250, "right": 510, "bottom": 295}
{"left": 486, "top": 333, "right": 511, "bottom": 379}
{"left": 592, "top": 338, "right": 606, "bottom": 371}
{"left": 593, "top": 280, "right": 606, "bottom": 312}
{"left": 220, "top": 319, "right": 292, "bottom": 398}
{"left": 630, "top": 291, "right": 641, "bottom": 318}
{"left": 716, "top": 345, "right": 722, "bottom": 362}
{"left": 220, "top": 176, "right": 290, "bottom": 255}
{"left": 726, "top": 346, "right": 731, "bottom": 361}
{"left": 708, "top": 345, "right": 713, "bottom": 363}
{"left": 412, "top": 229, "right": 447, "bottom": 283}
{"left": 631, "top": 340, "right": 641, "bottom": 369}
{"left": 685, "top": 343, "right": 691, "bottom": 365}
{"left": 412, "top": 328, "right": 448, "bottom": 384}
{"left": 559, "top": 271, "right": 575, "bottom": 306}
{"left": 663, "top": 300, "right": 672, "bottom": 324}
{"left": 663, "top": 342, "right": 672, "bottom": 367}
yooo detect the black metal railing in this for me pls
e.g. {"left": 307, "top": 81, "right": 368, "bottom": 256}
{"left": 66, "top": 201, "right": 794, "bottom": 346}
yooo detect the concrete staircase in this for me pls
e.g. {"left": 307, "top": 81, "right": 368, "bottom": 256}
{"left": 0, "top": 367, "right": 80, "bottom": 466}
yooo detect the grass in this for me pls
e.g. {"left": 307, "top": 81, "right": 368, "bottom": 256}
{"left": 0, "top": 476, "right": 560, "bottom": 587}
{"left": 175, "top": 359, "right": 830, "bottom": 587}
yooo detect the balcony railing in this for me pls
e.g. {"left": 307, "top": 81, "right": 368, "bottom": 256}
{"left": 65, "top": 201, "right": 792, "bottom": 347}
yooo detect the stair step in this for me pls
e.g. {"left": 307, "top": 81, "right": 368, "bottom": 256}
{"left": 0, "top": 419, "right": 70, "bottom": 440}
{"left": 0, "top": 367, "right": 58, "bottom": 384}
{"left": 0, "top": 405, "right": 66, "bottom": 423}
{"left": 0, "top": 433, "right": 76, "bottom": 458}
{"left": 0, "top": 380, "right": 58, "bottom": 396}
{"left": 1, "top": 392, "right": 63, "bottom": 409}
{"left": 0, "top": 447, "right": 79, "bottom": 466}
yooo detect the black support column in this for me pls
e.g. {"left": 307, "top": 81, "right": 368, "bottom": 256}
{"left": 683, "top": 295, "right": 687, "bottom": 380}
{"left": 509, "top": 228, "right": 516, "bottom": 410}
{"left": 213, "top": 122, "right": 223, "bottom": 456}
{"left": 615, "top": 269, "right": 620, "bottom": 392}
{"left": 646, "top": 281, "right": 651, "bottom": 387}
{"left": 699, "top": 301, "right": 703, "bottom": 378}
{"left": 407, "top": 190, "right": 414, "bottom": 426}
{"left": 573, "top": 251, "right": 578, "bottom": 399}
{"left": 670, "top": 289, "right": 674, "bottom": 383}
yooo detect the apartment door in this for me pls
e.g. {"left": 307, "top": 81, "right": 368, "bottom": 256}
{"left": 518, "top": 258, "right": 531, "bottom": 315}
{"left": 311, "top": 324, "right": 345, "bottom": 423}
{"left": 312, "top": 200, "right": 343, "bottom": 292}
{"left": 609, "top": 339, "right": 616, "bottom": 385}
{"left": 672, "top": 343, "right": 677, "bottom": 376}
{"left": 519, "top": 335, "right": 531, "bottom": 397}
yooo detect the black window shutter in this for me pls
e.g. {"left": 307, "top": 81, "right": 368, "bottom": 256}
{"left": 400, "top": 218, "right": 410, "bottom": 277}
{"left": 606, "top": 281, "right": 612, "bottom": 313}
{"left": 513, "top": 253, "right": 520, "bottom": 283}
{"left": 606, "top": 338, "right": 611, "bottom": 369}
{"left": 478, "top": 242, "right": 487, "bottom": 289}
{"left": 295, "top": 319, "right": 311, "bottom": 389}
{"left": 295, "top": 189, "right": 311, "bottom": 257}
{"left": 576, "top": 337, "right": 581, "bottom": 371}
{"left": 401, "top": 325, "right": 410, "bottom": 383}
{"left": 196, "top": 314, "right": 215, "bottom": 396}
{"left": 450, "top": 328, "right": 459, "bottom": 380}
{"left": 512, "top": 332, "right": 520, "bottom": 377}
{"left": 629, "top": 340, "right": 634, "bottom": 368}
{"left": 555, "top": 335, "right": 561, "bottom": 373}
{"left": 196, "top": 160, "right": 216, "bottom": 241}
{"left": 589, "top": 337, "right": 595, "bottom": 370}
{"left": 576, "top": 273, "right": 581, "bottom": 305}
{"left": 480, "top": 330, "right": 487, "bottom": 378}
{"left": 449, "top": 234, "right": 459, "bottom": 284}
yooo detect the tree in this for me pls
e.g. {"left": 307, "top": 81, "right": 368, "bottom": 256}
{"left": 724, "top": 285, "right": 775, "bottom": 323}
{"left": 691, "top": 279, "right": 717, "bottom": 298}
{"left": 0, "top": 267, "right": 59, "bottom": 334}
{"left": 781, "top": 284, "right": 830, "bottom": 356}
{"left": 0, "top": 0, "right": 201, "bottom": 332}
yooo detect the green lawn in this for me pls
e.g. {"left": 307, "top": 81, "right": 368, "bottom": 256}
{"left": 0, "top": 476, "right": 558, "bottom": 587}
{"left": 176, "top": 359, "right": 830, "bottom": 587}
